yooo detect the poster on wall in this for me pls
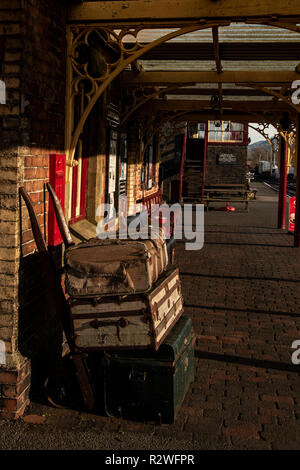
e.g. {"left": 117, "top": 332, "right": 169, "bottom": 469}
{"left": 289, "top": 197, "right": 296, "bottom": 233}
{"left": 147, "top": 143, "right": 153, "bottom": 189}
{"left": 107, "top": 130, "right": 118, "bottom": 219}
{"left": 119, "top": 133, "right": 127, "bottom": 196}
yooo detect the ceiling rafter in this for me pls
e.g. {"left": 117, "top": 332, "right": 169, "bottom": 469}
{"left": 144, "top": 99, "right": 293, "bottom": 109}
{"left": 212, "top": 26, "right": 222, "bottom": 74}
{"left": 171, "top": 111, "right": 276, "bottom": 123}
{"left": 138, "top": 43, "right": 300, "bottom": 62}
{"left": 242, "top": 84, "right": 300, "bottom": 113}
{"left": 69, "top": 1, "right": 300, "bottom": 25}
{"left": 121, "top": 85, "right": 190, "bottom": 124}
{"left": 164, "top": 88, "right": 273, "bottom": 97}
{"left": 122, "top": 71, "right": 300, "bottom": 86}
{"left": 66, "top": 5, "right": 300, "bottom": 173}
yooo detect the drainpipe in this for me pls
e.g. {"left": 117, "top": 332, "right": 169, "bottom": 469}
{"left": 277, "top": 135, "right": 288, "bottom": 229}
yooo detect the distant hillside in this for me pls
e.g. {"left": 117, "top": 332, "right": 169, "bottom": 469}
{"left": 247, "top": 139, "right": 273, "bottom": 164}
{"left": 248, "top": 140, "right": 271, "bottom": 150}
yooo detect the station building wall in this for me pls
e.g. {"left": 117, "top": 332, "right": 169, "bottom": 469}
{"left": 206, "top": 144, "right": 248, "bottom": 185}
{"left": 0, "top": 0, "right": 68, "bottom": 419}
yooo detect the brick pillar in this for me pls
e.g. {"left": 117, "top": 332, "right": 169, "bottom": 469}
{"left": 0, "top": 361, "right": 31, "bottom": 420}
{"left": 0, "top": 147, "right": 31, "bottom": 420}
{"left": 0, "top": 0, "right": 67, "bottom": 419}
{"left": 0, "top": 2, "right": 31, "bottom": 420}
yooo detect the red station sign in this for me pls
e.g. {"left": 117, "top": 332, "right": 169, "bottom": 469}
{"left": 289, "top": 197, "right": 296, "bottom": 233}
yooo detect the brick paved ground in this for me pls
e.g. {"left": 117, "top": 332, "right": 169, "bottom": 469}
{"left": 1, "top": 182, "right": 300, "bottom": 450}
{"left": 176, "top": 182, "right": 300, "bottom": 450}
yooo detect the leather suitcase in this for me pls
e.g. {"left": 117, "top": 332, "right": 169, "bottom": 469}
{"left": 68, "top": 267, "right": 183, "bottom": 351}
{"left": 89, "top": 316, "right": 195, "bottom": 423}
{"left": 65, "top": 236, "right": 168, "bottom": 299}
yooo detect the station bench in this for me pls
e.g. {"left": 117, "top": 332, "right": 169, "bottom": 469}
{"left": 140, "top": 189, "right": 181, "bottom": 239}
{"left": 130, "top": 190, "right": 181, "bottom": 263}
{"left": 202, "top": 184, "right": 255, "bottom": 212}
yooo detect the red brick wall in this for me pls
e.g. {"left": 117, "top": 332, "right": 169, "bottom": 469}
{"left": 19, "top": 0, "right": 68, "bottom": 409}
{"left": 21, "top": 0, "right": 67, "bottom": 255}
{"left": 0, "top": 0, "right": 28, "bottom": 419}
{"left": 0, "top": 361, "right": 31, "bottom": 419}
{"left": 0, "top": 0, "right": 68, "bottom": 419}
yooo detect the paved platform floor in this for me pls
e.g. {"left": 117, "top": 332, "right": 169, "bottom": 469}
{"left": 1, "top": 182, "right": 300, "bottom": 450}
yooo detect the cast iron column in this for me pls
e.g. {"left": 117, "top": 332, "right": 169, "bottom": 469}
{"left": 294, "top": 116, "right": 300, "bottom": 247}
{"left": 201, "top": 123, "right": 208, "bottom": 202}
{"left": 277, "top": 135, "right": 288, "bottom": 230}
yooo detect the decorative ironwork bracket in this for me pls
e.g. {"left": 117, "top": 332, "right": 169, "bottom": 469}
{"left": 65, "top": 21, "right": 231, "bottom": 168}
{"left": 121, "top": 85, "right": 190, "bottom": 125}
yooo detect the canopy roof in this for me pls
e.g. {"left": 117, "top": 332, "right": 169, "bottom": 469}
{"left": 68, "top": 1, "right": 300, "bottom": 129}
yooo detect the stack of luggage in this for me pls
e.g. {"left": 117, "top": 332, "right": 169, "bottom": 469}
{"left": 65, "top": 235, "right": 182, "bottom": 351}
{"left": 47, "top": 184, "right": 196, "bottom": 422}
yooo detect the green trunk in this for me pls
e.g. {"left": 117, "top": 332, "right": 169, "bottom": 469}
{"left": 102, "top": 316, "right": 195, "bottom": 423}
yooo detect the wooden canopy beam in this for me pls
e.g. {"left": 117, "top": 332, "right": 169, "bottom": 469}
{"left": 139, "top": 42, "right": 300, "bottom": 61}
{"left": 69, "top": 1, "right": 300, "bottom": 24}
{"left": 244, "top": 84, "right": 300, "bottom": 112}
{"left": 142, "top": 99, "right": 293, "bottom": 112}
{"left": 165, "top": 88, "right": 272, "bottom": 97}
{"left": 122, "top": 71, "right": 300, "bottom": 86}
{"left": 212, "top": 26, "right": 222, "bottom": 74}
{"left": 172, "top": 111, "right": 279, "bottom": 123}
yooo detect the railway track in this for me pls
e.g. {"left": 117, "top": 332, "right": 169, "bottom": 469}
{"left": 262, "top": 177, "right": 296, "bottom": 197}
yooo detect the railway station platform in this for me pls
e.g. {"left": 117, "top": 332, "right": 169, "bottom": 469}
{"left": 176, "top": 180, "right": 300, "bottom": 449}
{"left": 1, "top": 182, "right": 300, "bottom": 450}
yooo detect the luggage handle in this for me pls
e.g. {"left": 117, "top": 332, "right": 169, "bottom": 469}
{"left": 90, "top": 317, "right": 129, "bottom": 341}
{"left": 129, "top": 370, "right": 147, "bottom": 383}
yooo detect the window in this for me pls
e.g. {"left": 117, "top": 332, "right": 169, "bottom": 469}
{"left": 208, "top": 121, "right": 244, "bottom": 143}
{"left": 188, "top": 122, "right": 206, "bottom": 140}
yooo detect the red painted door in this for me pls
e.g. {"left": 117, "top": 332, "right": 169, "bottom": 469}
{"left": 48, "top": 153, "right": 66, "bottom": 246}
{"left": 69, "top": 155, "right": 88, "bottom": 225}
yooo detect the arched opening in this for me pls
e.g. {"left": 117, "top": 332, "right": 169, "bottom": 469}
{"left": 63, "top": 18, "right": 300, "bottom": 243}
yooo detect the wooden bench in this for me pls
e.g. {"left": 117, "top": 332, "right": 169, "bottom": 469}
{"left": 139, "top": 189, "right": 180, "bottom": 239}
{"left": 142, "top": 189, "right": 164, "bottom": 214}
{"left": 132, "top": 190, "right": 179, "bottom": 263}
{"left": 202, "top": 184, "right": 254, "bottom": 212}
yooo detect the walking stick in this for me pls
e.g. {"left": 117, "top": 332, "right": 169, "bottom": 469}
{"left": 19, "top": 187, "right": 96, "bottom": 411}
